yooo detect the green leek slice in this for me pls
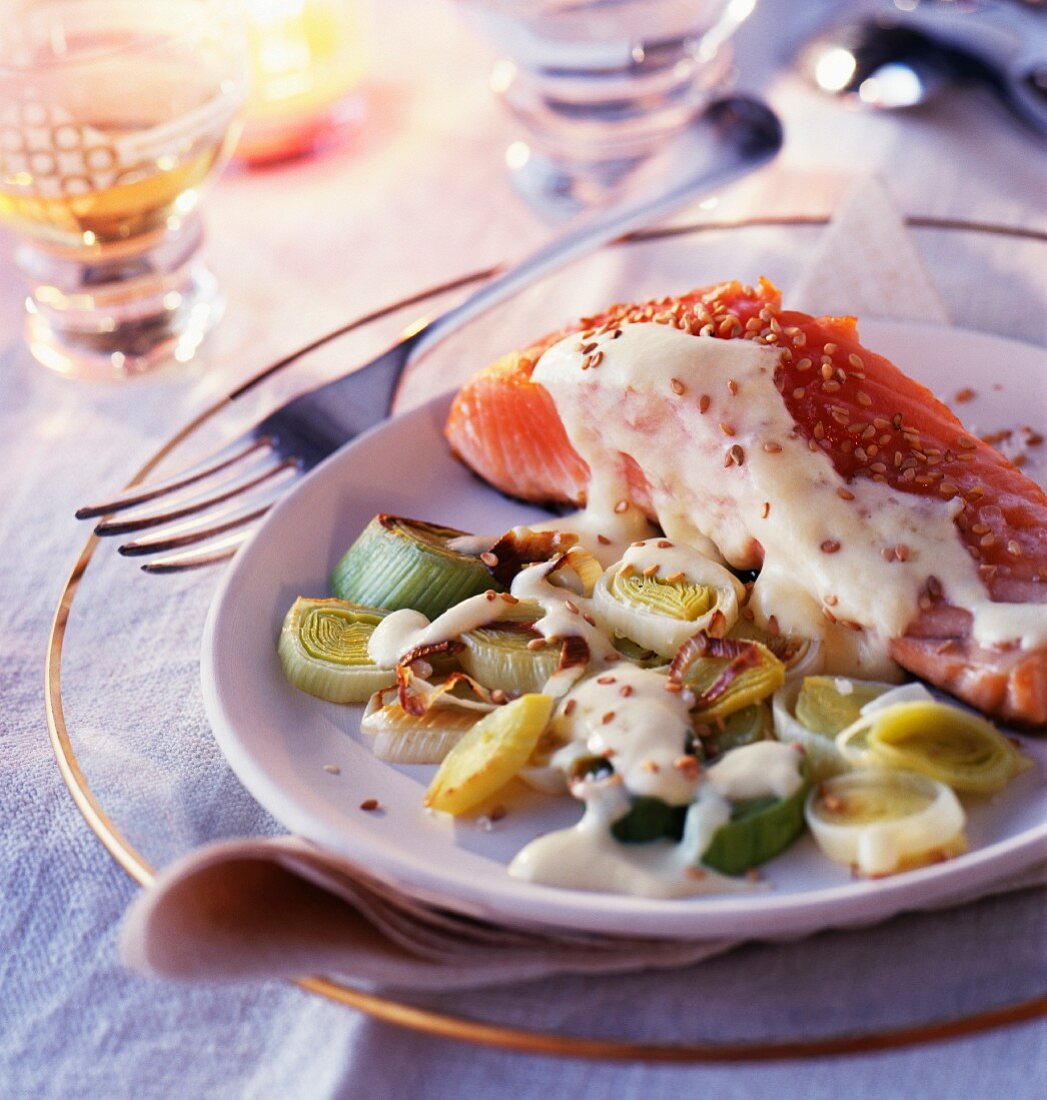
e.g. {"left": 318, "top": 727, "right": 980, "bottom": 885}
{"left": 592, "top": 555, "right": 741, "bottom": 658}
{"left": 278, "top": 597, "right": 395, "bottom": 704}
{"left": 330, "top": 515, "right": 498, "bottom": 619}
{"left": 611, "top": 756, "right": 809, "bottom": 874}
{"left": 836, "top": 700, "right": 1029, "bottom": 794}
{"left": 701, "top": 776, "right": 809, "bottom": 875}
{"left": 806, "top": 769, "right": 966, "bottom": 876}
{"left": 425, "top": 693, "right": 555, "bottom": 815}
{"left": 456, "top": 599, "right": 557, "bottom": 694}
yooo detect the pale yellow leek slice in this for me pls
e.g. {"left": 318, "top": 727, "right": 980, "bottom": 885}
{"left": 836, "top": 700, "right": 1029, "bottom": 794}
{"left": 672, "top": 635, "right": 786, "bottom": 721}
{"left": 592, "top": 555, "right": 741, "bottom": 659}
{"left": 459, "top": 600, "right": 560, "bottom": 694}
{"left": 360, "top": 687, "right": 484, "bottom": 763}
{"left": 278, "top": 597, "right": 395, "bottom": 704}
{"left": 425, "top": 693, "right": 555, "bottom": 815}
{"left": 806, "top": 769, "right": 966, "bottom": 876}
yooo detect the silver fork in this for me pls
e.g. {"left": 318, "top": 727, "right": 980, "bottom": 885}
{"left": 77, "top": 96, "right": 782, "bottom": 573}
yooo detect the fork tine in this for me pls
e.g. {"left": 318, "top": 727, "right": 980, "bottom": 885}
{"left": 75, "top": 438, "right": 274, "bottom": 520}
{"left": 139, "top": 531, "right": 250, "bottom": 574}
{"left": 93, "top": 457, "right": 299, "bottom": 537}
{"left": 117, "top": 499, "right": 274, "bottom": 557}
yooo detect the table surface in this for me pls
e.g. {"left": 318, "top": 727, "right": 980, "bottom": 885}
{"left": 2, "top": 0, "right": 1045, "bottom": 1096}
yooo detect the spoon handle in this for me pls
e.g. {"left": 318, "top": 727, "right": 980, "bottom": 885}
{"left": 412, "top": 96, "right": 783, "bottom": 361}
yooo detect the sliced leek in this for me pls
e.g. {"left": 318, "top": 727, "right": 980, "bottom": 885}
{"left": 425, "top": 693, "right": 556, "bottom": 815}
{"left": 806, "top": 769, "right": 966, "bottom": 876}
{"left": 836, "top": 700, "right": 1028, "bottom": 794}
{"left": 330, "top": 515, "right": 498, "bottom": 618}
{"left": 702, "top": 778, "right": 809, "bottom": 876}
{"left": 360, "top": 687, "right": 482, "bottom": 763}
{"left": 278, "top": 597, "right": 395, "bottom": 704}
{"left": 459, "top": 600, "right": 560, "bottom": 694}
{"left": 772, "top": 680, "right": 851, "bottom": 783}
{"left": 592, "top": 546, "right": 742, "bottom": 658}
{"left": 671, "top": 635, "right": 786, "bottom": 721}
{"left": 695, "top": 704, "right": 771, "bottom": 760}
{"left": 795, "top": 676, "right": 894, "bottom": 735}
{"left": 730, "top": 618, "right": 823, "bottom": 680}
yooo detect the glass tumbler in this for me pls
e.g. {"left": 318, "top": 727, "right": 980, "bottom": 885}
{"left": 456, "top": 0, "right": 757, "bottom": 215}
{"left": 0, "top": 0, "right": 248, "bottom": 380}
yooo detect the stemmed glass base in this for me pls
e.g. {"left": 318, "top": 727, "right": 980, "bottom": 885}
{"left": 17, "top": 213, "right": 224, "bottom": 381}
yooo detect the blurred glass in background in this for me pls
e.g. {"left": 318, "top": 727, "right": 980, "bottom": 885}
{"left": 455, "top": 0, "right": 758, "bottom": 214}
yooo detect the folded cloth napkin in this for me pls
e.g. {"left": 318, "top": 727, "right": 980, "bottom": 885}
{"left": 120, "top": 837, "right": 1047, "bottom": 992}
{"left": 120, "top": 175, "right": 1044, "bottom": 993}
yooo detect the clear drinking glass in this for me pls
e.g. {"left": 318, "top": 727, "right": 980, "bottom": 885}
{"left": 456, "top": 0, "right": 758, "bottom": 215}
{"left": 0, "top": 0, "right": 248, "bottom": 380}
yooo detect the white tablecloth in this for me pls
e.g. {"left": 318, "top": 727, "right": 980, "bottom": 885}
{"left": 1, "top": 1, "right": 1044, "bottom": 1096}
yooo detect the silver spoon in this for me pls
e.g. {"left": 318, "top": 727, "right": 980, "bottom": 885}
{"left": 800, "top": 1, "right": 1047, "bottom": 143}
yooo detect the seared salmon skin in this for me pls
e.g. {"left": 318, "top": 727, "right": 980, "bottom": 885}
{"left": 445, "top": 280, "right": 1047, "bottom": 727}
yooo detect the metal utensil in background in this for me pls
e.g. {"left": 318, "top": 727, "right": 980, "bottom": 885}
{"left": 799, "top": 0, "right": 1047, "bottom": 143}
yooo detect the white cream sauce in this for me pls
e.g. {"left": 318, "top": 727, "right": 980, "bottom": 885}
{"left": 532, "top": 324, "right": 1042, "bottom": 655}
{"left": 368, "top": 593, "right": 514, "bottom": 668}
{"left": 509, "top": 671, "right": 805, "bottom": 896}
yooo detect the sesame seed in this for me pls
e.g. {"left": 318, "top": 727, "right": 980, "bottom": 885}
{"left": 590, "top": 350, "right": 604, "bottom": 368}
{"left": 490, "top": 689, "right": 507, "bottom": 704}
{"left": 825, "top": 595, "right": 838, "bottom": 607}
{"left": 484, "top": 590, "right": 497, "bottom": 601}
{"left": 614, "top": 499, "right": 629, "bottom": 513}
{"left": 564, "top": 599, "right": 579, "bottom": 614}
{"left": 582, "top": 614, "right": 597, "bottom": 627}
{"left": 323, "top": 764, "right": 341, "bottom": 775}
{"left": 729, "top": 444, "right": 746, "bottom": 466}
{"left": 699, "top": 394, "right": 711, "bottom": 414}
{"left": 719, "top": 421, "right": 736, "bottom": 437}
{"left": 657, "top": 539, "right": 673, "bottom": 548}
{"left": 527, "top": 638, "right": 546, "bottom": 650}
{"left": 761, "top": 501, "right": 770, "bottom": 518}
{"left": 849, "top": 353, "right": 864, "bottom": 369}
{"left": 821, "top": 539, "right": 841, "bottom": 554}
{"left": 359, "top": 799, "right": 380, "bottom": 812}
{"left": 763, "top": 441, "right": 783, "bottom": 453}
{"left": 881, "top": 547, "right": 896, "bottom": 562}
{"left": 564, "top": 699, "right": 576, "bottom": 716}
{"left": 1007, "top": 540, "right": 1022, "bottom": 558}
{"left": 727, "top": 379, "right": 738, "bottom": 395}
{"left": 597, "top": 534, "right": 611, "bottom": 545}
{"left": 980, "top": 532, "right": 996, "bottom": 548}
{"left": 642, "top": 564, "right": 660, "bottom": 578}
{"left": 793, "top": 387, "right": 806, "bottom": 400}
{"left": 501, "top": 593, "right": 519, "bottom": 604}
{"left": 619, "top": 563, "right": 635, "bottom": 578}
{"left": 602, "top": 711, "right": 616, "bottom": 725}
{"left": 480, "top": 551, "right": 499, "bottom": 567}
{"left": 671, "top": 377, "right": 685, "bottom": 395}
{"left": 597, "top": 675, "right": 616, "bottom": 685}
{"left": 895, "top": 544, "right": 910, "bottom": 561}
{"left": 836, "top": 487, "right": 855, "bottom": 501}
{"left": 620, "top": 684, "right": 634, "bottom": 697}
{"left": 823, "top": 380, "right": 841, "bottom": 394}
{"left": 820, "top": 363, "right": 834, "bottom": 381}
{"left": 857, "top": 391, "right": 872, "bottom": 407}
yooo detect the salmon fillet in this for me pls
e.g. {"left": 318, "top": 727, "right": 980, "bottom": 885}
{"left": 445, "top": 280, "right": 1047, "bottom": 727}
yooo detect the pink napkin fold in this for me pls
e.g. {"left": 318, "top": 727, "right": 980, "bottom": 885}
{"left": 121, "top": 176, "right": 1042, "bottom": 993}
{"left": 121, "top": 837, "right": 736, "bottom": 990}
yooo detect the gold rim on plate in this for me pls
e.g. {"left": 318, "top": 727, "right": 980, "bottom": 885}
{"left": 45, "top": 215, "right": 1047, "bottom": 1061}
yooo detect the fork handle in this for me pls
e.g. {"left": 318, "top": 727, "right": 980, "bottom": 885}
{"left": 304, "top": 95, "right": 781, "bottom": 440}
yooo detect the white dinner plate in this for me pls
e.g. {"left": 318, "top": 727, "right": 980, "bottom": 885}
{"left": 201, "top": 320, "right": 1047, "bottom": 939}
